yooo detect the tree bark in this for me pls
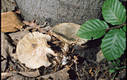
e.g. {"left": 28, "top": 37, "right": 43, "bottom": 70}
{"left": 15, "top": 0, "right": 104, "bottom": 26}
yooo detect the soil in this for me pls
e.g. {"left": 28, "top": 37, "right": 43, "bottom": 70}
{"left": 1, "top": 0, "right": 126, "bottom": 80}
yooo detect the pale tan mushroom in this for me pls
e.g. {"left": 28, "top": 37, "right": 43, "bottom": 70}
{"left": 50, "top": 23, "right": 88, "bottom": 52}
{"left": 16, "top": 32, "right": 56, "bottom": 69}
{"left": 50, "top": 23, "right": 87, "bottom": 45}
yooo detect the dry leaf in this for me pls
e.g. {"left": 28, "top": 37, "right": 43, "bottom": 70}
{"left": 1, "top": 70, "right": 40, "bottom": 79}
{"left": 1, "top": 11, "right": 24, "bottom": 32}
{"left": 38, "top": 67, "right": 70, "bottom": 80}
{"left": 16, "top": 32, "right": 57, "bottom": 69}
{"left": 96, "top": 50, "right": 105, "bottom": 63}
{"left": 1, "top": 32, "right": 14, "bottom": 58}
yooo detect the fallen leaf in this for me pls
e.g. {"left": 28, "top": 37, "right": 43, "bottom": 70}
{"left": 96, "top": 50, "right": 105, "bottom": 63}
{"left": 1, "top": 11, "right": 24, "bottom": 32}
{"left": 1, "top": 32, "right": 14, "bottom": 59}
{"left": 38, "top": 67, "right": 70, "bottom": 80}
{"left": 1, "top": 71, "right": 39, "bottom": 80}
{"left": 18, "top": 70, "right": 40, "bottom": 77}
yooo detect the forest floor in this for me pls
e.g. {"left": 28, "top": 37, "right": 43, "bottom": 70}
{"left": 1, "top": 0, "right": 126, "bottom": 80}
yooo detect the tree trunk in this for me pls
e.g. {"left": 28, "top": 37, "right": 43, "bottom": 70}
{"left": 15, "top": 0, "right": 104, "bottom": 26}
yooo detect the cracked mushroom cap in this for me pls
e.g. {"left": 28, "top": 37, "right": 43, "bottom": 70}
{"left": 50, "top": 23, "right": 88, "bottom": 45}
{"left": 16, "top": 32, "right": 56, "bottom": 69}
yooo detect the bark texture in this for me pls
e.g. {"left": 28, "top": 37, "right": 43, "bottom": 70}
{"left": 15, "top": 0, "right": 104, "bottom": 26}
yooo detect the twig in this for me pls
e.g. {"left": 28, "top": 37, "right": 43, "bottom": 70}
{"left": 106, "top": 23, "right": 126, "bottom": 32}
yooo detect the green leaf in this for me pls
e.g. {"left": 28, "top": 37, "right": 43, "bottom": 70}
{"left": 122, "top": 25, "right": 126, "bottom": 32}
{"left": 109, "top": 69, "right": 116, "bottom": 73}
{"left": 101, "top": 29, "right": 126, "bottom": 60}
{"left": 102, "top": 0, "right": 126, "bottom": 25}
{"left": 112, "top": 61, "right": 119, "bottom": 66}
{"left": 77, "top": 19, "right": 109, "bottom": 40}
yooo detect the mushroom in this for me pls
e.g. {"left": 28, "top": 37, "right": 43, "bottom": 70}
{"left": 16, "top": 32, "right": 56, "bottom": 69}
{"left": 50, "top": 23, "right": 88, "bottom": 52}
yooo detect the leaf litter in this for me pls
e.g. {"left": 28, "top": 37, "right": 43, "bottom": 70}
{"left": 1, "top": 10, "right": 126, "bottom": 80}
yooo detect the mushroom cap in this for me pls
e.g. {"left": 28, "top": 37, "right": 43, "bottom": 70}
{"left": 16, "top": 32, "right": 56, "bottom": 69}
{"left": 50, "top": 23, "right": 87, "bottom": 45}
